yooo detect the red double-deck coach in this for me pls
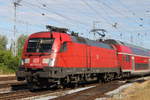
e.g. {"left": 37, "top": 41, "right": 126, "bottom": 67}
{"left": 105, "top": 39, "right": 150, "bottom": 76}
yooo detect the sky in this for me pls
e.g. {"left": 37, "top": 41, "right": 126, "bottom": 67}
{"left": 0, "top": 0, "right": 150, "bottom": 49}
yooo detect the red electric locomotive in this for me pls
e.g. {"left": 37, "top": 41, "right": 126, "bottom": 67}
{"left": 16, "top": 26, "right": 150, "bottom": 89}
{"left": 16, "top": 26, "right": 120, "bottom": 89}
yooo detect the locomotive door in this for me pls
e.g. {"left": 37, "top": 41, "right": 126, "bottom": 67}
{"left": 86, "top": 46, "right": 91, "bottom": 68}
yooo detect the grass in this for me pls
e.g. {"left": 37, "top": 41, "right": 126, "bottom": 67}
{"left": 123, "top": 81, "right": 150, "bottom": 100}
{"left": 110, "top": 79, "right": 150, "bottom": 100}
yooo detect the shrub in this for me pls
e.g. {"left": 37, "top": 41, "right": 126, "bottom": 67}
{"left": 0, "top": 50, "right": 19, "bottom": 74}
{"left": 0, "top": 63, "right": 15, "bottom": 74}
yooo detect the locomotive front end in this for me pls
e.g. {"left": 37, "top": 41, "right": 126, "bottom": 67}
{"left": 16, "top": 32, "right": 61, "bottom": 83}
{"left": 22, "top": 37, "right": 56, "bottom": 68}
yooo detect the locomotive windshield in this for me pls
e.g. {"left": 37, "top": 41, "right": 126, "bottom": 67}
{"left": 27, "top": 38, "right": 54, "bottom": 53}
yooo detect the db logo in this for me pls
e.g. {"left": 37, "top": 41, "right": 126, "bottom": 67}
{"left": 33, "top": 58, "right": 39, "bottom": 63}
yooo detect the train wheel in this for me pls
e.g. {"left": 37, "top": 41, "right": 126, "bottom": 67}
{"left": 26, "top": 76, "right": 42, "bottom": 91}
{"left": 97, "top": 74, "right": 102, "bottom": 83}
{"left": 102, "top": 73, "right": 111, "bottom": 82}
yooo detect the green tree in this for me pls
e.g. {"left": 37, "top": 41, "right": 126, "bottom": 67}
{"left": 0, "top": 34, "right": 7, "bottom": 50}
{"left": 17, "top": 34, "right": 28, "bottom": 57}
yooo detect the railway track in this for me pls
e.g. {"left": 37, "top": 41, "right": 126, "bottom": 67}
{"left": 53, "top": 81, "right": 123, "bottom": 100}
{"left": 0, "top": 89, "right": 56, "bottom": 100}
{"left": 0, "top": 76, "right": 70, "bottom": 100}
{"left": 0, "top": 80, "right": 25, "bottom": 89}
{"left": 0, "top": 81, "right": 98, "bottom": 100}
{"left": 53, "top": 76, "right": 150, "bottom": 100}
{"left": 0, "top": 81, "right": 124, "bottom": 100}
{"left": 0, "top": 76, "right": 148, "bottom": 100}
{"left": 0, "top": 75, "right": 19, "bottom": 89}
{"left": 0, "top": 76, "right": 26, "bottom": 94}
{"left": 0, "top": 76, "right": 16, "bottom": 81}
{"left": 0, "top": 80, "right": 124, "bottom": 100}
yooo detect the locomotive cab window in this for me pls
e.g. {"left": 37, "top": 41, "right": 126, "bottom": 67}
{"left": 27, "top": 38, "right": 54, "bottom": 53}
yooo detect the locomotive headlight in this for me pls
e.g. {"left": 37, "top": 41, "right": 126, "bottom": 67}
{"left": 24, "top": 58, "right": 30, "bottom": 63}
{"left": 21, "top": 59, "right": 25, "bottom": 65}
{"left": 42, "top": 58, "right": 53, "bottom": 66}
{"left": 42, "top": 58, "right": 50, "bottom": 64}
{"left": 21, "top": 58, "right": 30, "bottom": 65}
{"left": 48, "top": 59, "right": 53, "bottom": 66}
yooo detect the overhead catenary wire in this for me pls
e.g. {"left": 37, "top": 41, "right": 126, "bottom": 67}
{"left": 100, "top": 0, "right": 145, "bottom": 28}
{"left": 95, "top": 0, "right": 149, "bottom": 45}
{"left": 23, "top": 1, "right": 89, "bottom": 26}
{"left": 94, "top": 0, "right": 137, "bottom": 35}
{"left": 37, "top": 0, "right": 82, "bottom": 14}
{"left": 0, "top": 26, "right": 27, "bottom": 36}
{"left": 0, "top": 0, "right": 149, "bottom": 48}
{"left": 21, "top": 4, "right": 68, "bottom": 26}
{"left": 117, "top": 0, "right": 144, "bottom": 20}
{"left": 93, "top": 1, "right": 120, "bottom": 28}
{"left": 106, "top": 0, "right": 148, "bottom": 44}
{"left": 0, "top": 1, "right": 87, "bottom": 34}
{"left": 1, "top": 0, "right": 90, "bottom": 38}
{"left": 116, "top": 0, "right": 150, "bottom": 35}
{"left": 80, "top": 0, "right": 125, "bottom": 38}
{"left": 35, "top": 0, "right": 107, "bottom": 37}
{"left": 80, "top": 0, "right": 111, "bottom": 24}
{"left": 0, "top": 15, "right": 45, "bottom": 29}
{"left": 21, "top": 0, "right": 92, "bottom": 37}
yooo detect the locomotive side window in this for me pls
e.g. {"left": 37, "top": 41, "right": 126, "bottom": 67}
{"left": 71, "top": 36, "right": 113, "bottom": 49}
{"left": 27, "top": 38, "right": 54, "bottom": 53}
{"left": 59, "top": 42, "right": 67, "bottom": 52}
{"left": 71, "top": 36, "right": 86, "bottom": 44}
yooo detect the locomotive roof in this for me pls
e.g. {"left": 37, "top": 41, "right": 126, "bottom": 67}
{"left": 105, "top": 39, "right": 150, "bottom": 57}
{"left": 30, "top": 31, "right": 114, "bottom": 50}
{"left": 71, "top": 36, "right": 114, "bottom": 50}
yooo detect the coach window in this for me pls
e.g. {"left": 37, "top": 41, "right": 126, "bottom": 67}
{"left": 126, "top": 55, "right": 130, "bottom": 62}
{"left": 59, "top": 42, "right": 67, "bottom": 52}
{"left": 122, "top": 55, "right": 126, "bottom": 61}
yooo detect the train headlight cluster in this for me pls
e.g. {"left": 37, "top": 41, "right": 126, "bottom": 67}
{"left": 21, "top": 60, "right": 24, "bottom": 65}
{"left": 42, "top": 58, "right": 53, "bottom": 66}
{"left": 21, "top": 58, "right": 30, "bottom": 65}
{"left": 25, "top": 58, "right": 30, "bottom": 63}
{"left": 42, "top": 58, "right": 50, "bottom": 64}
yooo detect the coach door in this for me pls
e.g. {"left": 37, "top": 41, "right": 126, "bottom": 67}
{"left": 122, "top": 55, "right": 132, "bottom": 70}
{"left": 132, "top": 56, "right": 135, "bottom": 70}
{"left": 149, "top": 59, "right": 150, "bottom": 69}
